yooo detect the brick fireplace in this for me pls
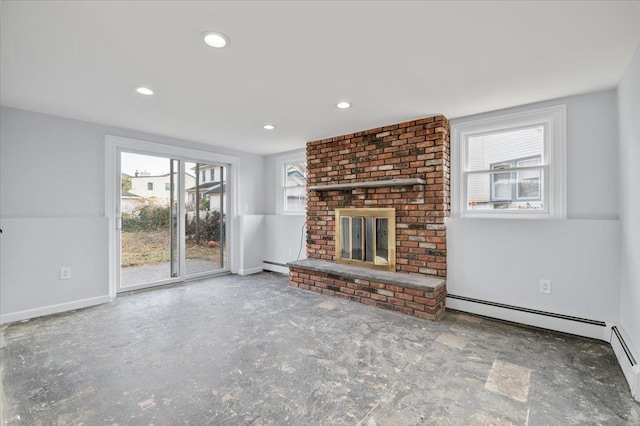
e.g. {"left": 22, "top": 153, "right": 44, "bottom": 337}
{"left": 289, "top": 115, "right": 450, "bottom": 319}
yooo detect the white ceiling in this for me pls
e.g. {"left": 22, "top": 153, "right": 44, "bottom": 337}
{"left": 2, "top": 1, "right": 640, "bottom": 155}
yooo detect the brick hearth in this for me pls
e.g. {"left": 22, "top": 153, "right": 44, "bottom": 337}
{"left": 289, "top": 259, "right": 446, "bottom": 320}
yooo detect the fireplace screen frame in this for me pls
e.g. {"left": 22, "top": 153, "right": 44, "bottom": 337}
{"left": 335, "top": 208, "right": 396, "bottom": 272}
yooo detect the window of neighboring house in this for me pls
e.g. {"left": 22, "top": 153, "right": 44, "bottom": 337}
{"left": 489, "top": 156, "right": 541, "bottom": 203}
{"left": 451, "top": 105, "right": 566, "bottom": 218}
{"left": 275, "top": 153, "right": 307, "bottom": 214}
{"left": 210, "top": 169, "right": 215, "bottom": 181}
{"left": 147, "top": 182, "right": 153, "bottom": 191}
{"left": 165, "top": 183, "right": 170, "bottom": 191}
{"left": 201, "top": 170, "right": 206, "bottom": 182}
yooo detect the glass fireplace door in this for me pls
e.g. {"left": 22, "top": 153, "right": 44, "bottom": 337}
{"left": 335, "top": 208, "right": 395, "bottom": 271}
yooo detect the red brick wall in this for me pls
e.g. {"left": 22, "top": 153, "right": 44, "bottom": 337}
{"left": 306, "top": 116, "right": 450, "bottom": 277}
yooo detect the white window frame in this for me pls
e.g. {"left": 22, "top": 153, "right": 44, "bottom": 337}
{"left": 451, "top": 105, "right": 566, "bottom": 219}
{"left": 275, "top": 151, "right": 307, "bottom": 215}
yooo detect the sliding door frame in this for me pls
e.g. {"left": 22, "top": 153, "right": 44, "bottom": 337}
{"left": 105, "top": 135, "right": 239, "bottom": 299}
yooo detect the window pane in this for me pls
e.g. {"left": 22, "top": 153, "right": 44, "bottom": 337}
{"left": 284, "top": 161, "right": 307, "bottom": 212}
{"left": 518, "top": 175, "right": 541, "bottom": 199}
{"left": 517, "top": 158, "right": 541, "bottom": 199}
{"left": 467, "top": 170, "right": 544, "bottom": 211}
{"left": 285, "top": 162, "right": 307, "bottom": 187}
{"left": 491, "top": 163, "right": 513, "bottom": 201}
{"left": 364, "top": 217, "right": 374, "bottom": 262}
{"left": 341, "top": 217, "right": 350, "bottom": 259}
{"left": 284, "top": 187, "right": 307, "bottom": 211}
{"left": 352, "top": 217, "right": 363, "bottom": 261}
{"left": 467, "top": 126, "right": 543, "bottom": 172}
{"left": 376, "top": 218, "right": 389, "bottom": 264}
{"left": 493, "top": 174, "right": 512, "bottom": 200}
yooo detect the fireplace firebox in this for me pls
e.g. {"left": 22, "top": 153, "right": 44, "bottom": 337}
{"left": 335, "top": 208, "right": 396, "bottom": 272}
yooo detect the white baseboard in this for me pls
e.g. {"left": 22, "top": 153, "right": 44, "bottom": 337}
{"left": 446, "top": 295, "right": 607, "bottom": 340}
{"left": 238, "top": 267, "right": 263, "bottom": 276}
{"left": 0, "top": 295, "right": 112, "bottom": 325}
{"left": 609, "top": 325, "right": 640, "bottom": 402}
{"left": 262, "top": 263, "right": 290, "bottom": 275}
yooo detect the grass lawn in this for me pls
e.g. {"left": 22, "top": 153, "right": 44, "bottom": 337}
{"left": 121, "top": 229, "right": 221, "bottom": 267}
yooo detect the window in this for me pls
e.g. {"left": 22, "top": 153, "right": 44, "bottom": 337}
{"left": 201, "top": 170, "right": 206, "bottom": 182}
{"left": 147, "top": 182, "right": 153, "bottom": 191}
{"left": 489, "top": 156, "right": 541, "bottom": 203}
{"left": 452, "top": 105, "right": 566, "bottom": 218}
{"left": 165, "top": 182, "right": 170, "bottom": 191}
{"left": 284, "top": 162, "right": 307, "bottom": 212}
{"left": 210, "top": 169, "right": 215, "bottom": 181}
{"left": 275, "top": 152, "right": 307, "bottom": 214}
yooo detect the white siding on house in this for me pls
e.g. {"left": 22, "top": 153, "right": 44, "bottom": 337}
{"left": 129, "top": 173, "right": 195, "bottom": 206}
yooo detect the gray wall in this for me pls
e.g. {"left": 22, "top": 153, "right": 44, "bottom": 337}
{"left": 0, "top": 106, "right": 265, "bottom": 321}
{"left": 618, "top": 43, "right": 640, "bottom": 352}
{"left": 447, "top": 90, "right": 621, "bottom": 335}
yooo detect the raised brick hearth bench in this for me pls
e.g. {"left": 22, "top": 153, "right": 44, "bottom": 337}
{"left": 288, "top": 259, "right": 446, "bottom": 320}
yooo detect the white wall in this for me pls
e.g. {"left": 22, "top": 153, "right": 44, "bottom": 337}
{"left": 0, "top": 106, "right": 265, "bottom": 322}
{"left": 447, "top": 218, "right": 620, "bottom": 328}
{"left": 238, "top": 215, "right": 265, "bottom": 275}
{"left": 448, "top": 90, "right": 621, "bottom": 335}
{"left": 0, "top": 217, "right": 110, "bottom": 323}
{"left": 261, "top": 148, "right": 308, "bottom": 273}
{"left": 618, "top": 43, "right": 640, "bottom": 353}
{"left": 263, "top": 215, "right": 307, "bottom": 274}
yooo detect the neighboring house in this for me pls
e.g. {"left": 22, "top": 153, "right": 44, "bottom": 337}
{"left": 128, "top": 171, "right": 195, "bottom": 205}
{"left": 186, "top": 164, "right": 226, "bottom": 212}
{"left": 466, "top": 127, "right": 543, "bottom": 210}
{"left": 120, "top": 190, "right": 144, "bottom": 214}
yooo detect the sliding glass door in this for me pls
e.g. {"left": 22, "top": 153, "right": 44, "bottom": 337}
{"left": 184, "top": 162, "right": 227, "bottom": 276}
{"left": 117, "top": 151, "right": 228, "bottom": 292}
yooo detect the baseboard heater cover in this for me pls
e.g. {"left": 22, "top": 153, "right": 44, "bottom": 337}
{"left": 262, "top": 261, "right": 290, "bottom": 275}
{"left": 612, "top": 326, "right": 637, "bottom": 366}
{"left": 263, "top": 260, "right": 288, "bottom": 268}
{"left": 447, "top": 294, "right": 606, "bottom": 327}
{"left": 610, "top": 326, "right": 639, "bottom": 401}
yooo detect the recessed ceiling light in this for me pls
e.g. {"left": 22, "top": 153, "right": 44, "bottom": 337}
{"left": 263, "top": 124, "right": 276, "bottom": 130}
{"left": 136, "top": 87, "right": 154, "bottom": 96}
{"left": 336, "top": 101, "right": 351, "bottom": 109}
{"left": 202, "top": 31, "right": 230, "bottom": 48}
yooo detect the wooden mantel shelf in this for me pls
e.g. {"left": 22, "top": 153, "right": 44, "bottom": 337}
{"left": 309, "top": 178, "right": 426, "bottom": 191}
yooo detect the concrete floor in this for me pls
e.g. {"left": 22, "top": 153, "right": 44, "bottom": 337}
{"left": 121, "top": 259, "right": 224, "bottom": 287}
{"left": 1, "top": 272, "right": 638, "bottom": 425}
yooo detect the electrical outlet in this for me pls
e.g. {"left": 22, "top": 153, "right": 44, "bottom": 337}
{"left": 288, "top": 248, "right": 293, "bottom": 256}
{"left": 540, "top": 279, "right": 551, "bottom": 294}
{"left": 59, "top": 267, "right": 71, "bottom": 280}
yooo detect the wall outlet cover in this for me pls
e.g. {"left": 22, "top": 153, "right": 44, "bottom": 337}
{"left": 59, "top": 267, "right": 71, "bottom": 280}
{"left": 540, "top": 279, "right": 551, "bottom": 294}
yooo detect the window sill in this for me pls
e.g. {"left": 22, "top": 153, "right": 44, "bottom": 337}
{"left": 452, "top": 211, "right": 557, "bottom": 220}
